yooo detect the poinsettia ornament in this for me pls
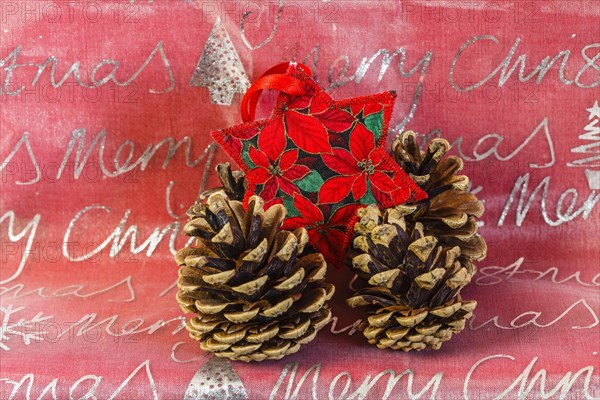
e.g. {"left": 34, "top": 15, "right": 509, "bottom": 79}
{"left": 212, "top": 62, "right": 427, "bottom": 265}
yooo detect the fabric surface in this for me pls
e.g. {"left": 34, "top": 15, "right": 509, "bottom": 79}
{"left": 1, "top": 1, "right": 599, "bottom": 399}
{"left": 212, "top": 63, "right": 426, "bottom": 265}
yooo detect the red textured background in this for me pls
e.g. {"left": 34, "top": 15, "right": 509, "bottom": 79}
{"left": 1, "top": 1, "right": 599, "bottom": 398}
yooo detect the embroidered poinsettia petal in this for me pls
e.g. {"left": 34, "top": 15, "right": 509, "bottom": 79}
{"left": 264, "top": 196, "right": 284, "bottom": 209}
{"left": 246, "top": 167, "right": 272, "bottom": 184}
{"left": 277, "top": 177, "right": 300, "bottom": 196}
{"left": 389, "top": 174, "right": 428, "bottom": 204}
{"left": 322, "top": 228, "right": 347, "bottom": 248}
{"left": 287, "top": 88, "right": 313, "bottom": 110}
{"left": 285, "top": 215, "right": 310, "bottom": 228}
{"left": 319, "top": 175, "right": 356, "bottom": 204}
{"left": 248, "top": 146, "right": 271, "bottom": 168}
{"left": 309, "top": 93, "right": 329, "bottom": 114}
{"left": 375, "top": 148, "right": 428, "bottom": 204}
{"left": 310, "top": 227, "right": 348, "bottom": 266}
{"left": 371, "top": 172, "right": 421, "bottom": 206}
{"left": 351, "top": 175, "right": 368, "bottom": 200}
{"left": 368, "top": 148, "right": 393, "bottom": 169}
{"left": 328, "top": 204, "right": 361, "bottom": 227}
{"left": 390, "top": 187, "right": 411, "bottom": 204}
{"left": 322, "top": 149, "right": 360, "bottom": 175}
{"left": 369, "top": 182, "right": 396, "bottom": 206}
{"left": 279, "top": 149, "right": 299, "bottom": 171}
{"left": 260, "top": 177, "right": 279, "bottom": 200}
{"left": 293, "top": 193, "right": 323, "bottom": 223}
{"left": 286, "top": 111, "right": 332, "bottom": 154}
{"left": 258, "top": 117, "right": 286, "bottom": 161}
{"left": 283, "top": 165, "right": 310, "bottom": 181}
{"left": 351, "top": 102, "right": 384, "bottom": 117}
{"left": 306, "top": 229, "right": 326, "bottom": 252}
{"left": 370, "top": 171, "right": 396, "bottom": 193}
{"left": 318, "top": 108, "right": 356, "bottom": 133}
{"left": 350, "top": 123, "right": 375, "bottom": 160}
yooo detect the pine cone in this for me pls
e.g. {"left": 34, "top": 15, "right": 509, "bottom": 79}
{"left": 176, "top": 194, "right": 334, "bottom": 362}
{"left": 200, "top": 162, "right": 247, "bottom": 201}
{"left": 392, "top": 131, "right": 486, "bottom": 261}
{"left": 346, "top": 205, "right": 476, "bottom": 351}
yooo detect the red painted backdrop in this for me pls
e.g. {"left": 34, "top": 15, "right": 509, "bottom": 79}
{"left": 1, "top": 1, "right": 599, "bottom": 398}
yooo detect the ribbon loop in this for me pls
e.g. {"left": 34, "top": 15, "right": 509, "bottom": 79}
{"left": 241, "top": 62, "right": 312, "bottom": 122}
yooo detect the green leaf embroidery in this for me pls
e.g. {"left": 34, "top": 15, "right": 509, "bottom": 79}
{"left": 280, "top": 192, "right": 301, "bottom": 217}
{"left": 296, "top": 170, "right": 324, "bottom": 193}
{"left": 241, "top": 142, "right": 257, "bottom": 169}
{"left": 359, "top": 181, "right": 378, "bottom": 205}
{"left": 364, "top": 111, "right": 383, "bottom": 142}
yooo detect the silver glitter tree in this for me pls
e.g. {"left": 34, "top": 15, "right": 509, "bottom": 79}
{"left": 568, "top": 100, "right": 600, "bottom": 190}
{"left": 190, "top": 17, "right": 250, "bottom": 106}
{"left": 184, "top": 356, "right": 248, "bottom": 400}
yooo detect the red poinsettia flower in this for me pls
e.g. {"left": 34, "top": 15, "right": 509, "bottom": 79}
{"left": 212, "top": 63, "right": 427, "bottom": 263}
{"left": 285, "top": 193, "right": 360, "bottom": 266}
{"left": 350, "top": 100, "right": 384, "bottom": 117}
{"left": 264, "top": 96, "right": 332, "bottom": 154}
{"left": 246, "top": 126, "right": 310, "bottom": 199}
{"left": 319, "top": 122, "right": 397, "bottom": 204}
{"left": 306, "top": 92, "right": 356, "bottom": 132}
{"left": 259, "top": 86, "right": 356, "bottom": 155}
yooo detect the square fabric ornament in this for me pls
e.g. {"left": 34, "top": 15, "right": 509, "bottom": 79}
{"left": 212, "top": 63, "right": 427, "bottom": 265}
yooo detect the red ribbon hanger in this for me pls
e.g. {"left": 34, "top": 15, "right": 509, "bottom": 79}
{"left": 241, "top": 62, "right": 312, "bottom": 122}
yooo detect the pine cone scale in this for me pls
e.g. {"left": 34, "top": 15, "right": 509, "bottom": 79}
{"left": 176, "top": 193, "right": 333, "bottom": 362}
{"left": 345, "top": 130, "right": 487, "bottom": 352}
{"left": 347, "top": 202, "right": 481, "bottom": 352}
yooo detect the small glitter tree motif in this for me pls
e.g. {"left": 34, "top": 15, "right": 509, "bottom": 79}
{"left": 190, "top": 17, "right": 250, "bottom": 106}
{"left": 568, "top": 100, "right": 600, "bottom": 190}
{"left": 184, "top": 356, "right": 248, "bottom": 400}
